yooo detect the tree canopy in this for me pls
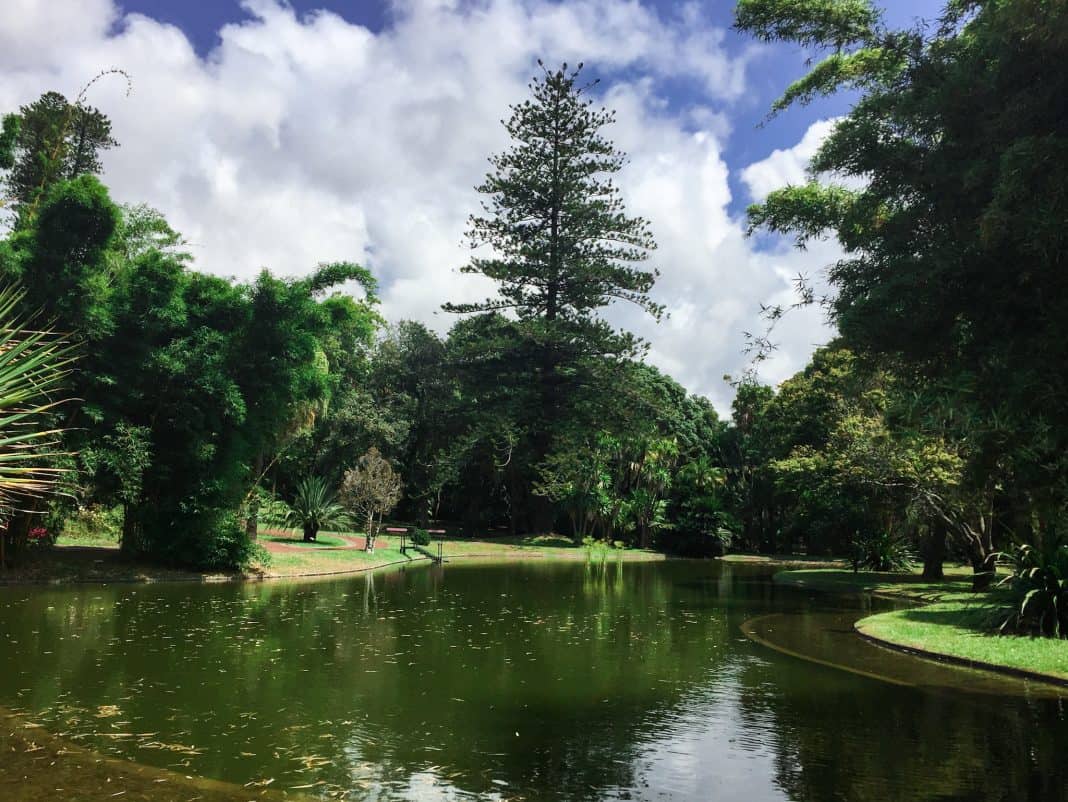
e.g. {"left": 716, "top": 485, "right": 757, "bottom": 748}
{"left": 737, "top": 0, "right": 1068, "bottom": 573}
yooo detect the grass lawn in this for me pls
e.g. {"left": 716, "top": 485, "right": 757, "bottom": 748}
{"left": 263, "top": 545, "right": 411, "bottom": 576}
{"left": 856, "top": 601, "right": 1068, "bottom": 683}
{"left": 55, "top": 533, "right": 121, "bottom": 549}
{"left": 54, "top": 530, "right": 121, "bottom": 550}
{"left": 775, "top": 565, "right": 1068, "bottom": 685}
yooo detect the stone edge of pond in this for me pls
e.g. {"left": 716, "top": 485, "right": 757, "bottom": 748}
{"left": 773, "top": 570, "right": 1068, "bottom": 689}
{"left": 853, "top": 617, "right": 1068, "bottom": 688}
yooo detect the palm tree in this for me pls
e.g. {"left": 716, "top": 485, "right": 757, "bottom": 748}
{"left": 0, "top": 284, "right": 77, "bottom": 565}
{"left": 284, "top": 476, "right": 350, "bottom": 542}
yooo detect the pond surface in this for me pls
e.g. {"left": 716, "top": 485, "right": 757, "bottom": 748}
{"left": 0, "top": 559, "right": 1065, "bottom": 801}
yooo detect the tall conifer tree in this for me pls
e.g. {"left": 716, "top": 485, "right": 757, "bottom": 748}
{"left": 446, "top": 62, "right": 660, "bottom": 348}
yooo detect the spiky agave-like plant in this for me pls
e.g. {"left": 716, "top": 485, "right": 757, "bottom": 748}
{"left": 284, "top": 476, "right": 350, "bottom": 542}
{"left": 0, "top": 285, "right": 77, "bottom": 558}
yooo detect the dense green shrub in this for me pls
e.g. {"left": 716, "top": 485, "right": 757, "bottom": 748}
{"left": 249, "top": 486, "right": 292, "bottom": 530}
{"left": 410, "top": 528, "right": 431, "bottom": 546}
{"left": 656, "top": 526, "right": 732, "bottom": 558}
{"left": 167, "top": 511, "right": 260, "bottom": 571}
{"left": 999, "top": 538, "right": 1068, "bottom": 639}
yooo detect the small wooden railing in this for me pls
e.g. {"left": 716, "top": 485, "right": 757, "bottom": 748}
{"left": 389, "top": 527, "right": 447, "bottom": 563}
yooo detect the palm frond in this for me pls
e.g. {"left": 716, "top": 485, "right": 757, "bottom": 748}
{"left": 283, "top": 476, "right": 351, "bottom": 533}
{"left": 0, "top": 284, "right": 78, "bottom": 509}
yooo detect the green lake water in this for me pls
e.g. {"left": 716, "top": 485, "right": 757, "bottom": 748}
{"left": 0, "top": 559, "right": 1065, "bottom": 801}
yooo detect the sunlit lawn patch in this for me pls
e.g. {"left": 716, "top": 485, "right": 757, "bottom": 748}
{"left": 53, "top": 532, "right": 121, "bottom": 549}
{"left": 858, "top": 602, "right": 1068, "bottom": 683}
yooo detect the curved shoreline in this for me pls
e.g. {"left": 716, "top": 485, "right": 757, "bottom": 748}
{"left": 740, "top": 614, "right": 913, "bottom": 687}
{"left": 772, "top": 570, "right": 1068, "bottom": 688}
{"left": 853, "top": 621, "right": 1068, "bottom": 688}
{"left": 0, "top": 545, "right": 666, "bottom": 587}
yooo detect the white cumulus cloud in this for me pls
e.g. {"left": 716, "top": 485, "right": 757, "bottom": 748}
{"left": 740, "top": 117, "right": 839, "bottom": 202}
{"left": 0, "top": 0, "right": 841, "bottom": 413}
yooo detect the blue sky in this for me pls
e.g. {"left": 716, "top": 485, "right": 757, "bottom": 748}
{"left": 4, "top": 0, "right": 941, "bottom": 410}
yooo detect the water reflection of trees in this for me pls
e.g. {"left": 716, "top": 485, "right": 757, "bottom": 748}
{"left": 0, "top": 562, "right": 736, "bottom": 799}
{"left": 342, "top": 561, "right": 736, "bottom": 800}
{"left": 735, "top": 654, "right": 1068, "bottom": 802}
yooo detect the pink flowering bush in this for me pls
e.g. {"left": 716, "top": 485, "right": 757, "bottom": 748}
{"left": 28, "top": 526, "right": 53, "bottom": 548}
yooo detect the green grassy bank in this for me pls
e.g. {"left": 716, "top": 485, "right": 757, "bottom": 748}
{"left": 775, "top": 567, "right": 1068, "bottom": 685}
{"left": 0, "top": 529, "right": 662, "bottom": 585}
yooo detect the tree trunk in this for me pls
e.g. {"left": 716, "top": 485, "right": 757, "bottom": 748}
{"left": 6, "top": 507, "right": 36, "bottom": 565}
{"left": 0, "top": 504, "right": 51, "bottom": 567}
{"left": 303, "top": 523, "right": 317, "bottom": 543}
{"left": 921, "top": 522, "right": 946, "bottom": 580}
{"left": 507, "top": 468, "right": 522, "bottom": 537}
{"left": 964, "top": 516, "right": 996, "bottom": 591}
{"left": 970, "top": 552, "right": 997, "bottom": 591}
{"left": 121, "top": 505, "right": 141, "bottom": 557}
{"left": 365, "top": 510, "right": 376, "bottom": 553}
{"left": 246, "top": 452, "right": 264, "bottom": 541}
{"left": 639, "top": 516, "right": 653, "bottom": 550}
{"left": 245, "top": 496, "right": 260, "bottom": 541}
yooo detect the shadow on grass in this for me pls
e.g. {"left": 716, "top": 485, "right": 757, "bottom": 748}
{"left": 894, "top": 598, "right": 1009, "bottom": 634}
{"left": 510, "top": 534, "right": 580, "bottom": 548}
{"left": 263, "top": 534, "right": 348, "bottom": 548}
